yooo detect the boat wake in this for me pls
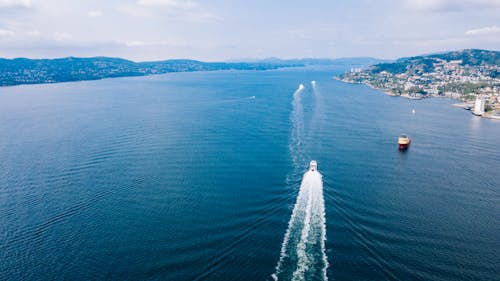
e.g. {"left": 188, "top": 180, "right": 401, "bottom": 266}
{"left": 273, "top": 83, "right": 328, "bottom": 281}
{"left": 308, "top": 80, "right": 324, "bottom": 146}
{"left": 289, "top": 84, "right": 305, "bottom": 170}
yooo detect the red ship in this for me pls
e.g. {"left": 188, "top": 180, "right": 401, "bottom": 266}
{"left": 398, "top": 134, "right": 411, "bottom": 150}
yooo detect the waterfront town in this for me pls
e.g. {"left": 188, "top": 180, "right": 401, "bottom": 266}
{"left": 338, "top": 50, "right": 500, "bottom": 119}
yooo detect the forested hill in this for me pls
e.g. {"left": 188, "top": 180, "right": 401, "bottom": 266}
{"left": 368, "top": 49, "right": 500, "bottom": 75}
{"left": 338, "top": 49, "right": 500, "bottom": 103}
{"left": 0, "top": 57, "right": 300, "bottom": 86}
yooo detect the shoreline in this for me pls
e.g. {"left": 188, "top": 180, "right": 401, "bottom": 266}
{"left": 336, "top": 77, "right": 499, "bottom": 121}
{"left": 0, "top": 65, "right": 303, "bottom": 89}
{"left": 481, "top": 113, "right": 500, "bottom": 120}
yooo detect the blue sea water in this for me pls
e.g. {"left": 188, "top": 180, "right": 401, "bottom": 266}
{"left": 0, "top": 67, "right": 499, "bottom": 281}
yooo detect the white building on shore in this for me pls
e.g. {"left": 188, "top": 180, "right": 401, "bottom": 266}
{"left": 473, "top": 95, "right": 485, "bottom": 116}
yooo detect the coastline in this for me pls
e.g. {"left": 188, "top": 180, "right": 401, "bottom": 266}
{"left": 0, "top": 63, "right": 303, "bottom": 88}
{"left": 335, "top": 77, "right": 499, "bottom": 121}
{"left": 0, "top": 65, "right": 302, "bottom": 89}
{"left": 335, "top": 77, "right": 417, "bottom": 99}
{"left": 481, "top": 112, "right": 500, "bottom": 120}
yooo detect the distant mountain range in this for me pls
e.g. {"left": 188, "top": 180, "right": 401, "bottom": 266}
{"left": 233, "top": 57, "right": 389, "bottom": 66}
{"left": 0, "top": 56, "right": 386, "bottom": 87}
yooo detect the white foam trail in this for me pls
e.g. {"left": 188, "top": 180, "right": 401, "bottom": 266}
{"left": 309, "top": 80, "right": 324, "bottom": 141}
{"left": 311, "top": 81, "right": 321, "bottom": 105}
{"left": 291, "top": 170, "right": 327, "bottom": 281}
{"left": 289, "top": 85, "right": 305, "bottom": 169}
{"left": 274, "top": 169, "right": 327, "bottom": 280}
{"left": 313, "top": 81, "right": 328, "bottom": 280}
{"left": 273, "top": 82, "right": 328, "bottom": 281}
{"left": 272, "top": 170, "right": 310, "bottom": 281}
{"left": 207, "top": 96, "right": 256, "bottom": 105}
{"left": 309, "top": 80, "right": 328, "bottom": 280}
{"left": 292, "top": 172, "right": 315, "bottom": 280}
{"left": 273, "top": 85, "right": 306, "bottom": 281}
{"left": 319, "top": 184, "right": 328, "bottom": 281}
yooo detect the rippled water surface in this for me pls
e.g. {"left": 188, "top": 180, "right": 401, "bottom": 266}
{"left": 0, "top": 67, "right": 499, "bottom": 280}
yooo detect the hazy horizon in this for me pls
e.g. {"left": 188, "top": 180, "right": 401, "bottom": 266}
{"left": 0, "top": 48, "right": 498, "bottom": 63}
{"left": 0, "top": 0, "right": 499, "bottom": 61}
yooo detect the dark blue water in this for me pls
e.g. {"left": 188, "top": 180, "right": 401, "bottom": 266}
{"left": 0, "top": 67, "right": 499, "bottom": 281}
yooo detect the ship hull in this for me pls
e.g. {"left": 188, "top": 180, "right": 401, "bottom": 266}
{"left": 399, "top": 142, "right": 410, "bottom": 150}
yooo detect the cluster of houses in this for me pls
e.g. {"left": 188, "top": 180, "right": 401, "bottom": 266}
{"left": 339, "top": 58, "right": 500, "bottom": 117}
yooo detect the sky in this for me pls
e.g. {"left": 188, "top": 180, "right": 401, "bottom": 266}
{"left": 0, "top": 0, "right": 499, "bottom": 61}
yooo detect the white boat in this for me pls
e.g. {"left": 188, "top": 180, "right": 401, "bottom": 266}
{"left": 309, "top": 160, "right": 318, "bottom": 171}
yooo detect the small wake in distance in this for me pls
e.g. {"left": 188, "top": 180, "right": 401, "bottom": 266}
{"left": 308, "top": 80, "right": 325, "bottom": 150}
{"left": 289, "top": 84, "right": 305, "bottom": 170}
{"left": 273, "top": 82, "right": 328, "bottom": 281}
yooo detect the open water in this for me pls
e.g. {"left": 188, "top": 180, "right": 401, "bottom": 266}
{"left": 1, "top": 67, "right": 499, "bottom": 280}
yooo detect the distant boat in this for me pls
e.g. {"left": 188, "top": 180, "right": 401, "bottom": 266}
{"left": 412, "top": 109, "right": 416, "bottom": 114}
{"left": 398, "top": 134, "right": 411, "bottom": 150}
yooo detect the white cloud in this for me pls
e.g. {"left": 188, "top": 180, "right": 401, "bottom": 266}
{"left": 125, "top": 41, "right": 151, "bottom": 47}
{"left": 25, "top": 29, "right": 40, "bottom": 36}
{"left": 53, "top": 32, "right": 72, "bottom": 41}
{"left": 392, "top": 36, "right": 469, "bottom": 46}
{"left": 137, "top": 0, "right": 197, "bottom": 9}
{"left": 288, "top": 29, "right": 309, "bottom": 40}
{"left": 0, "top": 0, "right": 31, "bottom": 8}
{"left": 124, "top": 40, "right": 190, "bottom": 49}
{"left": 0, "top": 28, "right": 15, "bottom": 36}
{"left": 120, "top": 1, "right": 220, "bottom": 22}
{"left": 465, "top": 26, "right": 500, "bottom": 36}
{"left": 88, "top": 10, "right": 103, "bottom": 18}
{"left": 183, "top": 12, "right": 223, "bottom": 23}
{"left": 117, "top": 4, "right": 155, "bottom": 18}
{"left": 406, "top": 0, "right": 500, "bottom": 12}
